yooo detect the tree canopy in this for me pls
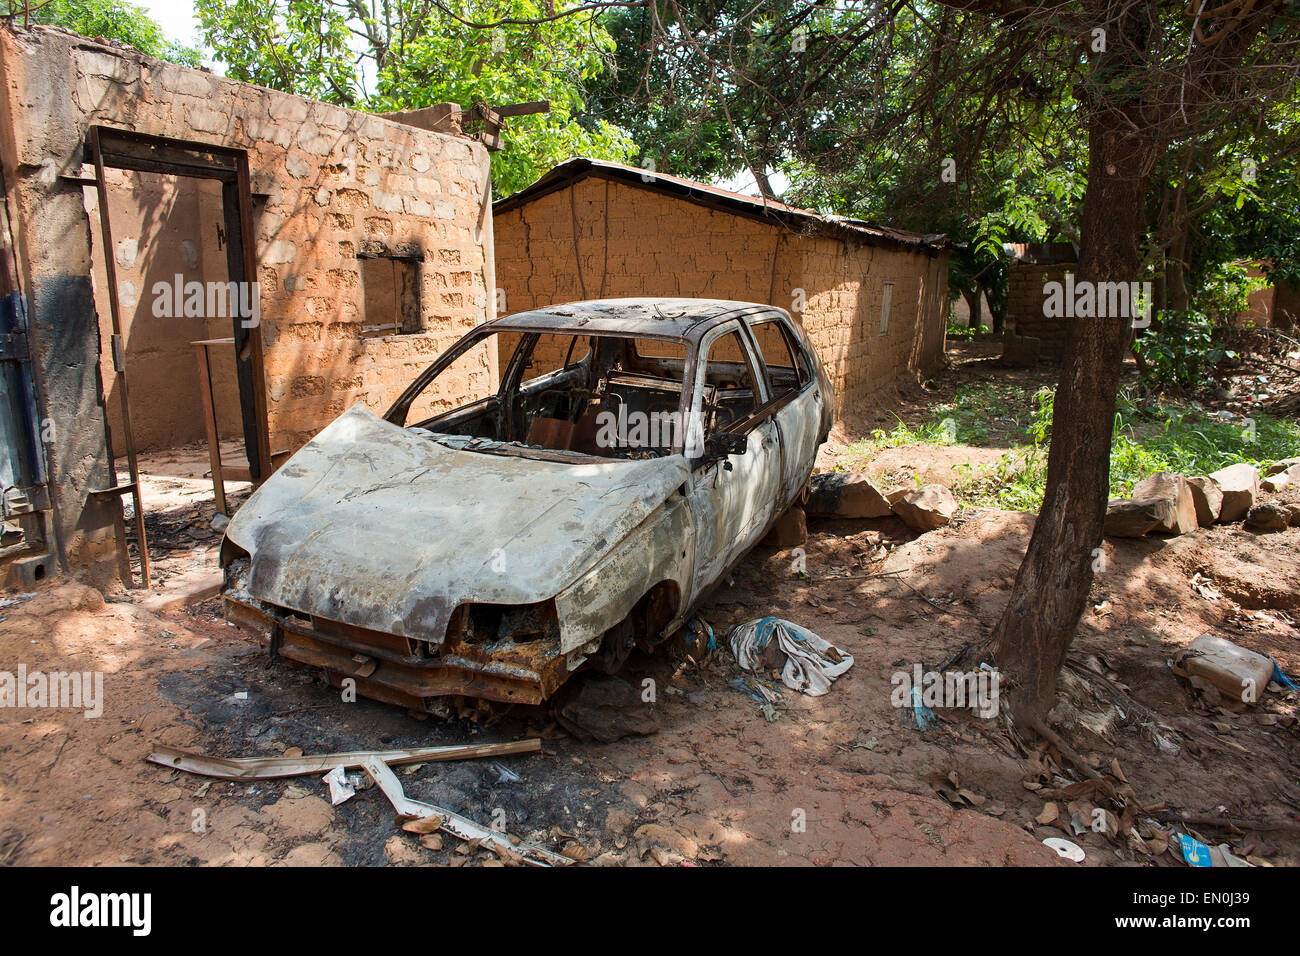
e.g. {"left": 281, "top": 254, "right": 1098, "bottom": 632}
{"left": 12, "top": 0, "right": 202, "bottom": 65}
{"left": 194, "top": 0, "right": 636, "bottom": 195}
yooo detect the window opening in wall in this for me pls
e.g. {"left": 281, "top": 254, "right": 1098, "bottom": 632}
{"left": 359, "top": 252, "right": 422, "bottom": 337}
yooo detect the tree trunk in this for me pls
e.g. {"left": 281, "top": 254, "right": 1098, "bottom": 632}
{"left": 1165, "top": 182, "right": 1191, "bottom": 311}
{"left": 985, "top": 283, "right": 1005, "bottom": 334}
{"left": 992, "top": 123, "right": 1154, "bottom": 724}
{"left": 962, "top": 287, "right": 982, "bottom": 331}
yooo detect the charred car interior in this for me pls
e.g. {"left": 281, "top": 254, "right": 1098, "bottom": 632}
{"left": 220, "top": 299, "right": 833, "bottom": 714}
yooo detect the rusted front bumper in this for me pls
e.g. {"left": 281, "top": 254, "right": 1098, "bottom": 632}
{"left": 223, "top": 570, "right": 571, "bottom": 708}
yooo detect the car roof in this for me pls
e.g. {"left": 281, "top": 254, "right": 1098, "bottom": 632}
{"left": 487, "top": 298, "right": 784, "bottom": 342}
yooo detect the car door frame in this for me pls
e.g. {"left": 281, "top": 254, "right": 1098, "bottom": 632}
{"left": 682, "top": 319, "right": 781, "bottom": 604}
{"left": 736, "top": 309, "right": 827, "bottom": 512}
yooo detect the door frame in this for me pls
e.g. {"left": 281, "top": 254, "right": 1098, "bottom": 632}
{"left": 85, "top": 126, "right": 272, "bottom": 586}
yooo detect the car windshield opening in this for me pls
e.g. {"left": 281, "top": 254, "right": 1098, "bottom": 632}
{"left": 395, "top": 330, "right": 691, "bottom": 460}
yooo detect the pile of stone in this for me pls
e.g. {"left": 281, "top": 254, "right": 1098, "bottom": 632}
{"left": 805, "top": 472, "right": 958, "bottom": 533}
{"left": 1104, "top": 459, "right": 1300, "bottom": 539}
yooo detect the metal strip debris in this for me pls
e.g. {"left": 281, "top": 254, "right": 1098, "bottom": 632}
{"left": 360, "top": 756, "right": 572, "bottom": 867}
{"left": 146, "top": 739, "right": 541, "bottom": 780}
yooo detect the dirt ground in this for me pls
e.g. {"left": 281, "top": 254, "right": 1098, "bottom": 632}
{"left": 1, "top": 343, "right": 1296, "bottom": 867}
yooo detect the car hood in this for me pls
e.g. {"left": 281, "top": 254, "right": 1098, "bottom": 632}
{"left": 224, "top": 404, "right": 690, "bottom": 642}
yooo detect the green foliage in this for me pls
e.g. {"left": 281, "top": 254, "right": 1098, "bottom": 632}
{"left": 1132, "top": 290, "right": 1256, "bottom": 391}
{"left": 24, "top": 0, "right": 201, "bottom": 65}
{"left": 195, "top": 0, "right": 635, "bottom": 196}
{"left": 840, "top": 381, "right": 1299, "bottom": 512}
{"left": 369, "top": 2, "right": 634, "bottom": 196}
{"left": 195, "top": 0, "right": 356, "bottom": 102}
{"left": 1133, "top": 311, "right": 1222, "bottom": 389}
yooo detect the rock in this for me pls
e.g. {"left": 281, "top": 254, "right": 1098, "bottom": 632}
{"left": 1263, "top": 456, "right": 1300, "bottom": 476}
{"left": 806, "top": 472, "right": 893, "bottom": 518}
{"left": 1186, "top": 476, "right": 1223, "bottom": 527}
{"left": 1287, "top": 503, "right": 1300, "bottom": 527}
{"left": 1208, "top": 463, "right": 1259, "bottom": 523}
{"left": 886, "top": 487, "right": 911, "bottom": 507}
{"left": 1261, "top": 464, "right": 1299, "bottom": 493}
{"left": 1244, "top": 502, "right": 1289, "bottom": 533}
{"left": 554, "top": 676, "right": 660, "bottom": 743}
{"left": 763, "top": 504, "right": 806, "bottom": 547}
{"left": 1174, "top": 633, "right": 1274, "bottom": 705}
{"left": 1128, "top": 472, "right": 1198, "bottom": 535}
{"left": 1104, "top": 498, "right": 1162, "bottom": 537}
{"left": 891, "top": 484, "right": 958, "bottom": 532}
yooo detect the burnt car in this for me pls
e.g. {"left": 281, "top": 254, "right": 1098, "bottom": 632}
{"left": 220, "top": 298, "right": 833, "bottom": 711}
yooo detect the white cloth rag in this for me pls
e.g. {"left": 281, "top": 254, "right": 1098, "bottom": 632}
{"left": 729, "top": 617, "right": 854, "bottom": 696}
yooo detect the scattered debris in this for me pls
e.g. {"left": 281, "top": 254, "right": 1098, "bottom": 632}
{"left": 1042, "top": 837, "right": 1085, "bottom": 862}
{"left": 1173, "top": 633, "right": 1274, "bottom": 705}
{"left": 322, "top": 766, "right": 357, "bottom": 806}
{"left": 361, "top": 756, "right": 571, "bottom": 867}
{"left": 491, "top": 762, "right": 522, "bottom": 783}
{"left": 1172, "top": 832, "right": 1251, "bottom": 867}
{"left": 729, "top": 617, "right": 854, "bottom": 695}
{"left": 146, "top": 739, "right": 541, "bottom": 780}
{"left": 729, "top": 673, "right": 783, "bottom": 721}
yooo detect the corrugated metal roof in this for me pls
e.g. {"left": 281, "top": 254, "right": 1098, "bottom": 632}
{"left": 493, "top": 158, "right": 949, "bottom": 254}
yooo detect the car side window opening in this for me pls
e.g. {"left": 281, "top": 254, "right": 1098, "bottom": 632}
{"left": 694, "top": 328, "right": 766, "bottom": 443}
{"left": 392, "top": 330, "right": 691, "bottom": 460}
{"left": 748, "top": 317, "right": 807, "bottom": 400}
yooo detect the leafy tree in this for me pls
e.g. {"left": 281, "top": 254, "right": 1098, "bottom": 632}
{"left": 13, "top": 0, "right": 202, "bottom": 65}
{"left": 194, "top": 0, "right": 636, "bottom": 194}
{"left": 588, "top": 3, "right": 1090, "bottom": 327}
{"left": 576, "top": 0, "right": 1300, "bottom": 732}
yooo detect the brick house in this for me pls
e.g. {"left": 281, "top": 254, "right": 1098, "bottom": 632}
{"left": 1002, "top": 243, "right": 1079, "bottom": 364}
{"left": 0, "top": 26, "right": 496, "bottom": 585}
{"left": 492, "top": 159, "right": 950, "bottom": 424}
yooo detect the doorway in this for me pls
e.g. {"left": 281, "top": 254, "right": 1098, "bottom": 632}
{"left": 83, "top": 127, "right": 271, "bottom": 588}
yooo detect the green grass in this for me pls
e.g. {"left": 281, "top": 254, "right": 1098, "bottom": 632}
{"left": 838, "top": 382, "right": 1300, "bottom": 512}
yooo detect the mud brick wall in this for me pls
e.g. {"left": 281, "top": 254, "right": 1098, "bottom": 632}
{"left": 493, "top": 176, "right": 947, "bottom": 421}
{"left": 790, "top": 235, "right": 948, "bottom": 419}
{"left": 1005, "top": 262, "right": 1074, "bottom": 361}
{"left": 0, "top": 26, "right": 494, "bottom": 579}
